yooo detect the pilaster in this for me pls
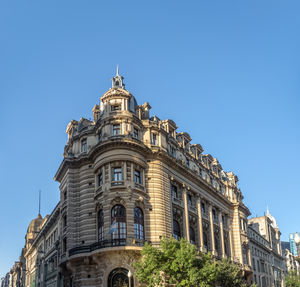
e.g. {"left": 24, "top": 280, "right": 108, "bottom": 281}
{"left": 219, "top": 212, "right": 225, "bottom": 258}
{"left": 197, "top": 196, "right": 203, "bottom": 251}
{"left": 208, "top": 203, "right": 215, "bottom": 255}
{"left": 182, "top": 187, "right": 190, "bottom": 242}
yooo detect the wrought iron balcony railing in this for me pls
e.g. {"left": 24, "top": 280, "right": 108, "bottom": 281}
{"left": 69, "top": 238, "right": 146, "bottom": 257}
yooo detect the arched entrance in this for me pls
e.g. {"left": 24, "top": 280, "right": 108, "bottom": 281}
{"left": 107, "top": 268, "right": 133, "bottom": 287}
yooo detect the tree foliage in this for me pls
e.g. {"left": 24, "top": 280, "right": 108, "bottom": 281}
{"left": 285, "top": 270, "right": 300, "bottom": 287}
{"left": 134, "top": 237, "right": 246, "bottom": 287}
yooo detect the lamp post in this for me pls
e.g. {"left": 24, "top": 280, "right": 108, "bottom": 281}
{"left": 294, "top": 233, "right": 300, "bottom": 257}
{"left": 128, "top": 270, "right": 132, "bottom": 287}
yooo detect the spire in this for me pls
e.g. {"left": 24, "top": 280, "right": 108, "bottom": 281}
{"left": 111, "top": 66, "right": 125, "bottom": 89}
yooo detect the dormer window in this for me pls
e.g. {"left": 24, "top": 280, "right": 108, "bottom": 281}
{"left": 81, "top": 139, "right": 87, "bottom": 153}
{"left": 111, "top": 104, "right": 121, "bottom": 111}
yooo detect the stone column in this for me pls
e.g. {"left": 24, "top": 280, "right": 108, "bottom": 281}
{"left": 182, "top": 187, "right": 190, "bottom": 242}
{"left": 208, "top": 203, "right": 215, "bottom": 255}
{"left": 197, "top": 196, "right": 204, "bottom": 251}
{"left": 219, "top": 211, "right": 225, "bottom": 258}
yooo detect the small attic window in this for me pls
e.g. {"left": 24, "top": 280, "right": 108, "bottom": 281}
{"left": 111, "top": 104, "right": 121, "bottom": 111}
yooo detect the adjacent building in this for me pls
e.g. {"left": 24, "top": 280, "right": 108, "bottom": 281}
{"left": 248, "top": 211, "right": 285, "bottom": 287}
{"left": 282, "top": 248, "right": 300, "bottom": 275}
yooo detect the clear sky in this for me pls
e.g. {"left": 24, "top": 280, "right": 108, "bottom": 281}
{"left": 0, "top": 0, "right": 299, "bottom": 277}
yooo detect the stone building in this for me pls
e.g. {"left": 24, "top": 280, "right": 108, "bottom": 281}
{"left": 52, "top": 69, "right": 252, "bottom": 286}
{"left": 24, "top": 214, "right": 48, "bottom": 287}
{"left": 248, "top": 223, "right": 273, "bottom": 286}
{"left": 3, "top": 70, "right": 254, "bottom": 287}
{"left": 282, "top": 248, "right": 300, "bottom": 275}
{"left": 248, "top": 211, "right": 285, "bottom": 287}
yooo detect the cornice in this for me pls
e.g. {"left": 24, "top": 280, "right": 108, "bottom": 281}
{"left": 55, "top": 138, "right": 151, "bottom": 182}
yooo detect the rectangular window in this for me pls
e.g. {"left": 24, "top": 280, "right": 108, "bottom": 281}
{"left": 112, "top": 167, "right": 123, "bottom": 182}
{"left": 63, "top": 191, "right": 67, "bottom": 201}
{"left": 212, "top": 209, "right": 217, "bottom": 221}
{"left": 170, "top": 146, "right": 176, "bottom": 157}
{"left": 151, "top": 133, "right": 158, "bottom": 145}
{"left": 98, "top": 172, "right": 103, "bottom": 186}
{"left": 63, "top": 237, "right": 67, "bottom": 253}
{"left": 112, "top": 124, "right": 121, "bottom": 136}
{"left": 134, "top": 170, "right": 142, "bottom": 184}
{"left": 187, "top": 194, "right": 193, "bottom": 206}
{"left": 81, "top": 139, "right": 87, "bottom": 152}
{"left": 63, "top": 215, "right": 67, "bottom": 228}
{"left": 171, "top": 185, "right": 178, "bottom": 198}
{"left": 201, "top": 202, "right": 206, "bottom": 214}
{"left": 111, "top": 104, "right": 121, "bottom": 111}
{"left": 133, "top": 127, "right": 139, "bottom": 139}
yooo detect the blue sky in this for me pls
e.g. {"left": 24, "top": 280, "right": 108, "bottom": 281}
{"left": 0, "top": 0, "right": 299, "bottom": 277}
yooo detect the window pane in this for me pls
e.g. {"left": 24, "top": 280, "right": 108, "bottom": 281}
{"left": 134, "top": 207, "right": 144, "bottom": 240}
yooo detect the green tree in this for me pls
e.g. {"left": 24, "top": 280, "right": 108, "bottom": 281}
{"left": 216, "top": 259, "right": 246, "bottom": 287}
{"left": 134, "top": 237, "right": 246, "bottom": 287}
{"left": 285, "top": 270, "right": 300, "bottom": 287}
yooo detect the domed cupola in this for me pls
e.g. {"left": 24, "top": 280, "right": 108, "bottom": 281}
{"left": 100, "top": 67, "right": 138, "bottom": 115}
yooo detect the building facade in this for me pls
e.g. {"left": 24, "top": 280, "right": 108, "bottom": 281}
{"left": 3, "top": 70, "right": 255, "bottom": 287}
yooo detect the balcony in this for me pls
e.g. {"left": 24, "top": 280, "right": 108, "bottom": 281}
{"left": 69, "top": 238, "right": 146, "bottom": 257}
{"left": 111, "top": 181, "right": 124, "bottom": 187}
{"left": 188, "top": 204, "right": 198, "bottom": 214}
{"left": 172, "top": 197, "right": 184, "bottom": 208}
{"left": 134, "top": 183, "right": 144, "bottom": 191}
{"left": 202, "top": 212, "right": 209, "bottom": 220}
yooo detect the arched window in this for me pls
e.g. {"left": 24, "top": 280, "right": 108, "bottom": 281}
{"left": 189, "top": 226, "right": 196, "bottom": 244}
{"left": 134, "top": 207, "right": 144, "bottom": 240}
{"left": 108, "top": 268, "right": 133, "bottom": 287}
{"left": 111, "top": 205, "right": 126, "bottom": 244}
{"left": 98, "top": 209, "right": 104, "bottom": 242}
{"left": 173, "top": 219, "right": 181, "bottom": 240}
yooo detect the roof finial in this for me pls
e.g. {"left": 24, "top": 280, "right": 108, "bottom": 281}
{"left": 266, "top": 205, "right": 269, "bottom": 215}
{"left": 38, "top": 189, "right": 41, "bottom": 216}
{"left": 111, "top": 65, "right": 125, "bottom": 89}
